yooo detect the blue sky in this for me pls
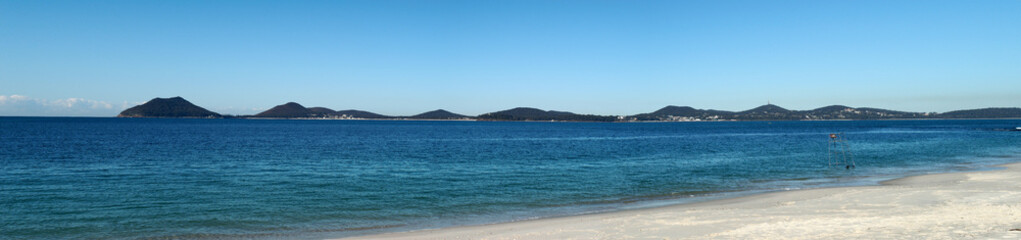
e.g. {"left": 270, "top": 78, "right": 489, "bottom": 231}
{"left": 2, "top": 0, "right": 1019, "bottom": 116}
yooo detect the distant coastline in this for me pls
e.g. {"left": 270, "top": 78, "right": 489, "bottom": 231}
{"left": 117, "top": 96, "right": 1021, "bottom": 122}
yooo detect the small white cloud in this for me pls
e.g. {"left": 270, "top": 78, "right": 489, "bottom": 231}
{"left": 45, "top": 97, "right": 115, "bottom": 109}
{"left": 0, "top": 94, "right": 29, "bottom": 104}
{"left": 0, "top": 94, "right": 124, "bottom": 116}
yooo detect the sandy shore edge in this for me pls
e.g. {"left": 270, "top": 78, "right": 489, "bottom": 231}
{"left": 340, "top": 162, "right": 1021, "bottom": 239}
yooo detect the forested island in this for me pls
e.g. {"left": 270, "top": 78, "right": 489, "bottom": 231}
{"left": 117, "top": 97, "right": 221, "bottom": 118}
{"left": 118, "top": 97, "right": 1021, "bottom": 122}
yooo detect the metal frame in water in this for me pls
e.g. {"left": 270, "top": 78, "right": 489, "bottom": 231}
{"left": 829, "top": 133, "right": 855, "bottom": 169}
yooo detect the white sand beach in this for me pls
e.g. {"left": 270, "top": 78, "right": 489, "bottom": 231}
{"left": 344, "top": 162, "right": 1021, "bottom": 239}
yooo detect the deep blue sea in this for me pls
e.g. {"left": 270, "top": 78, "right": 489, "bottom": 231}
{"left": 2, "top": 117, "right": 1020, "bottom": 239}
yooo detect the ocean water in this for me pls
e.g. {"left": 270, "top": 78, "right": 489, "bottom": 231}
{"left": 2, "top": 117, "right": 1020, "bottom": 239}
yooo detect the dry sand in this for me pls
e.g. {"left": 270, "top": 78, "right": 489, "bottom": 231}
{"left": 342, "top": 162, "right": 1021, "bottom": 239}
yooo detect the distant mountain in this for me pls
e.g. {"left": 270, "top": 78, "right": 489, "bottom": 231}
{"left": 119, "top": 96, "right": 1021, "bottom": 121}
{"left": 809, "top": 105, "right": 854, "bottom": 114}
{"left": 408, "top": 109, "right": 471, "bottom": 119}
{"left": 334, "top": 110, "right": 391, "bottom": 119}
{"left": 250, "top": 103, "right": 392, "bottom": 119}
{"left": 851, "top": 108, "right": 929, "bottom": 119}
{"left": 629, "top": 106, "right": 733, "bottom": 121}
{"left": 254, "top": 102, "right": 313, "bottom": 118}
{"left": 647, "top": 106, "right": 707, "bottom": 117}
{"left": 307, "top": 107, "right": 337, "bottom": 117}
{"left": 478, "top": 107, "right": 617, "bottom": 122}
{"left": 736, "top": 104, "right": 799, "bottom": 120}
{"left": 939, "top": 108, "right": 1021, "bottom": 119}
{"left": 118, "top": 97, "right": 221, "bottom": 118}
{"left": 629, "top": 104, "right": 945, "bottom": 121}
{"left": 480, "top": 107, "right": 571, "bottom": 119}
{"left": 803, "top": 105, "right": 858, "bottom": 120}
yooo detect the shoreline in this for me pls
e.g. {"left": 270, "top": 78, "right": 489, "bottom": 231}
{"left": 341, "top": 161, "right": 1021, "bottom": 239}
{"left": 5, "top": 116, "right": 1021, "bottom": 124}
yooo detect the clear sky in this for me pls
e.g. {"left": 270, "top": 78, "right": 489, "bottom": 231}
{"left": 2, "top": 0, "right": 1019, "bottom": 116}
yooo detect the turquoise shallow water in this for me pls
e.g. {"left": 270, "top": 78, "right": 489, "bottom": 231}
{"left": 2, "top": 118, "right": 1020, "bottom": 239}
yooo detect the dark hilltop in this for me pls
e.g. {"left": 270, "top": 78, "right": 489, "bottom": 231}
{"left": 939, "top": 108, "right": 1021, "bottom": 119}
{"left": 335, "top": 110, "right": 392, "bottom": 119}
{"left": 408, "top": 109, "right": 471, "bottom": 120}
{"left": 118, "top": 97, "right": 1021, "bottom": 121}
{"left": 477, "top": 107, "right": 617, "bottom": 122}
{"left": 627, "top": 104, "right": 940, "bottom": 121}
{"left": 117, "top": 97, "right": 221, "bottom": 118}
{"left": 244, "top": 102, "right": 472, "bottom": 120}
{"left": 629, "top": 105, "right": 734, "bottom": 121}
{"left": 253, "top": 102, "right": 315, "bottom": 118}
{"left": 250, "top": 102, "right": 395, "bottom": 119}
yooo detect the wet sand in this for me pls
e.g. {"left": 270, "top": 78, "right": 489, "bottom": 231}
{"left": 342, "top": 162, "right": 1021, "bottom": 239}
